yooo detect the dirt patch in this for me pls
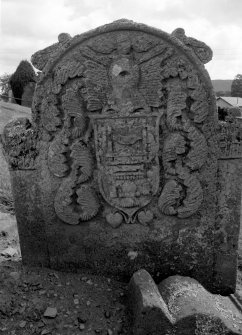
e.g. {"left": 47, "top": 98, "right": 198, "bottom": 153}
{"left": 0, "top": 213, "right": 131, "bottom": 334}
{"left": 0, "top": 211, "right": 241, "bottom": 334}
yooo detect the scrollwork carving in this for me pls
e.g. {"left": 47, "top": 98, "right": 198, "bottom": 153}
{"left": 158, "top": 74, "right": 208, "bottom": 218}
{"left": 172, "top": 28, "right": 213, "bottom": 64}
{"left": 62, "top": 88, "right": 87, "bottom": 139}
{"left": 32, "top": 26, "right": 214, "bottom": 224}
{"left": 54, "top": 177, "right": 99, "bottom": 225}
{"left": 54, "top": 140, "right": 99, "bottom": 224}
{"left": 48, "top": 134, "right": 69, "bottom": 177}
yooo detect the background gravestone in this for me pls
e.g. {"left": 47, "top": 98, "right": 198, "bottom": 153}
{"left": 2, "top": 20, "right": 242, "bottom": 295}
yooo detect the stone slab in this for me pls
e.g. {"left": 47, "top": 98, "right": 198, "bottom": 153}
{"left": 128, "top": 269, "right": 242, "bottom": 335}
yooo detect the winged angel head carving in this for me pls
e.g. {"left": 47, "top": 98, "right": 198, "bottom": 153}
{"left": 82, "top": 35, "right": 166, "bottom": 116}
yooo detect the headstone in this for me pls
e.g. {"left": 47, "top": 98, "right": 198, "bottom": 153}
{"left": 2, "top": 20, "right": 242, "bottom": 297}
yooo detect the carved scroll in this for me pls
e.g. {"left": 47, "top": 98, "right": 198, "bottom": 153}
{"left": 158, "top": 72, "right": 208, "bottom": 218}
{"left": 32, "top": 27, "right": 214, "bottom": 225}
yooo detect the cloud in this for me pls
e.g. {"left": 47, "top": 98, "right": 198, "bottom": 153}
{"left": 1, "top": 0, "right": 242, "bottom": 79}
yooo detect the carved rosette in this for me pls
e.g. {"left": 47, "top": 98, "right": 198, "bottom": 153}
{"left": 32, "top": 23, "right": 215, "bottom": 226}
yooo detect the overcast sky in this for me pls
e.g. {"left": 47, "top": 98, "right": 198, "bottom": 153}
{"left": 1, "top": 0, "right": 242, "bottom": 79}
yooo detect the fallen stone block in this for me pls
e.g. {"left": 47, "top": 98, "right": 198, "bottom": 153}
{"left": 128, "top": 269, "right": 242, "bottom": 335}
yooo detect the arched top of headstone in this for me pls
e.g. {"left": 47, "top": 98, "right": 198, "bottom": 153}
{"left": 31, "top": 19, "right": 213, "bottom": 85}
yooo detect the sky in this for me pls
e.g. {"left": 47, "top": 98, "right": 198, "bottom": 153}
{"left": 0, "top": 0, "right": 242, "bottom": 80}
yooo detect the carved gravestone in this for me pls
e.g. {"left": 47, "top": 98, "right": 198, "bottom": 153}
{"left": 2, "top": 20, "right": 242, "bottom": 295}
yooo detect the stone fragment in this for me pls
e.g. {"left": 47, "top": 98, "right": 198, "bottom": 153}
{"left": 128, "top": 269, "right": 242, "bottom": 335}
{"left": 43, "top": 307, "right": 57, "bottom": 318}
{"left": 127, "top": 251, "right": 138, "bottom": 260}
{"left": 41, "top": 329, "right": 51, "bottom": 335}
{"left": 19, "top": 321, "right": 26, "bottom": 328}
{"left": 128, "top": 269, "right": 174, "bottom": 334}
{"left": 1, "top": 247, "right": 18, "bottom": 257}
{"left": 79, "top": 323, "right": 85, "bottom": 330}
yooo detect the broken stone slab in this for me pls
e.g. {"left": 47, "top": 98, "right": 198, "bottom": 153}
{"left": 128, "top": 269, "right": 242, "bottom": 335}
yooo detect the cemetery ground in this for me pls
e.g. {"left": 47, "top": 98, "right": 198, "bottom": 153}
{"left": 0, "top": 102, "right": 130, "bottom": 334}
{"left": 0, "top": 155, "right": 131, "bottom": 335}
{"left": 0, "top": 102, "right": 241, "bottom": 334}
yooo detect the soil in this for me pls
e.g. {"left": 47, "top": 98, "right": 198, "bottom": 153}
{"left": 0, "top": 213, "right": 131, "bottom": 335}
{"left": 0, "top": 211, "right": 242, "bottom": 335}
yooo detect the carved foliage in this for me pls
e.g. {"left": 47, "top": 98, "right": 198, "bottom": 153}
{"left": 54, "top": 176, "right": 99, "bottom": 225}
{"left": 2, "top": 118, "right": 38, "bottom": 170}
{"left": 158, "top": 69, "right": 208, "bottom": 218}
{"left": 53, "top": 138, "right": 99, "bottom": 224}
{"left": 35, "top": 29, "right": 213, "bottom": 224}
{"left": 172, "top": 28, "right": 213, "bottom": 64}
{"left": 39, "top": 65, "right": 100, "bottom": 224}
{"left": 41, "top": 93, "right": 62, "bottom": 132}
{"left": 48, "top": 134, "right": 69, "bottom": 177}
{"left": 62, "top": 88, "right": 87, "bottom": 139}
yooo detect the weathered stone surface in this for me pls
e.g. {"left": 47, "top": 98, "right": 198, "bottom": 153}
{"left": 128, "top": 269, "right": 174, "bottom": 334}
{"left": 128, "top": 269, "right": 242, "bottom": 335}
{"left": 2, "top": 19, "right": 242, "bottom": 294}
{"left": 2, "top": 118, "right": 38, "bottom": 170}
{"left": 43, "top": 307, "right": 57, "bottom": 318}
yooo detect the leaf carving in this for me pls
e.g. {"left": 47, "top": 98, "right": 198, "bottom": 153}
{"left": 76, "top": 186, "right": 100, "bottom": 221}
{"left": 71, "top": 141, "right": 93, "bottom": 183}
{"left": 158, "top": 180, "right": 182, "bottom": 215}
{"left": 54, "top": 177, "right": 99, "bottom": 224}
{"left": 48, "top": 134, "right": 69, "bottom": 177}
{"left": 62, "top": 88, "right": 87, "bottom": 138}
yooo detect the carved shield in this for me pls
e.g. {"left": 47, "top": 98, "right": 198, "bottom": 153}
{"left": 92, "top": 112, "right": 161, "bottom": 223}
